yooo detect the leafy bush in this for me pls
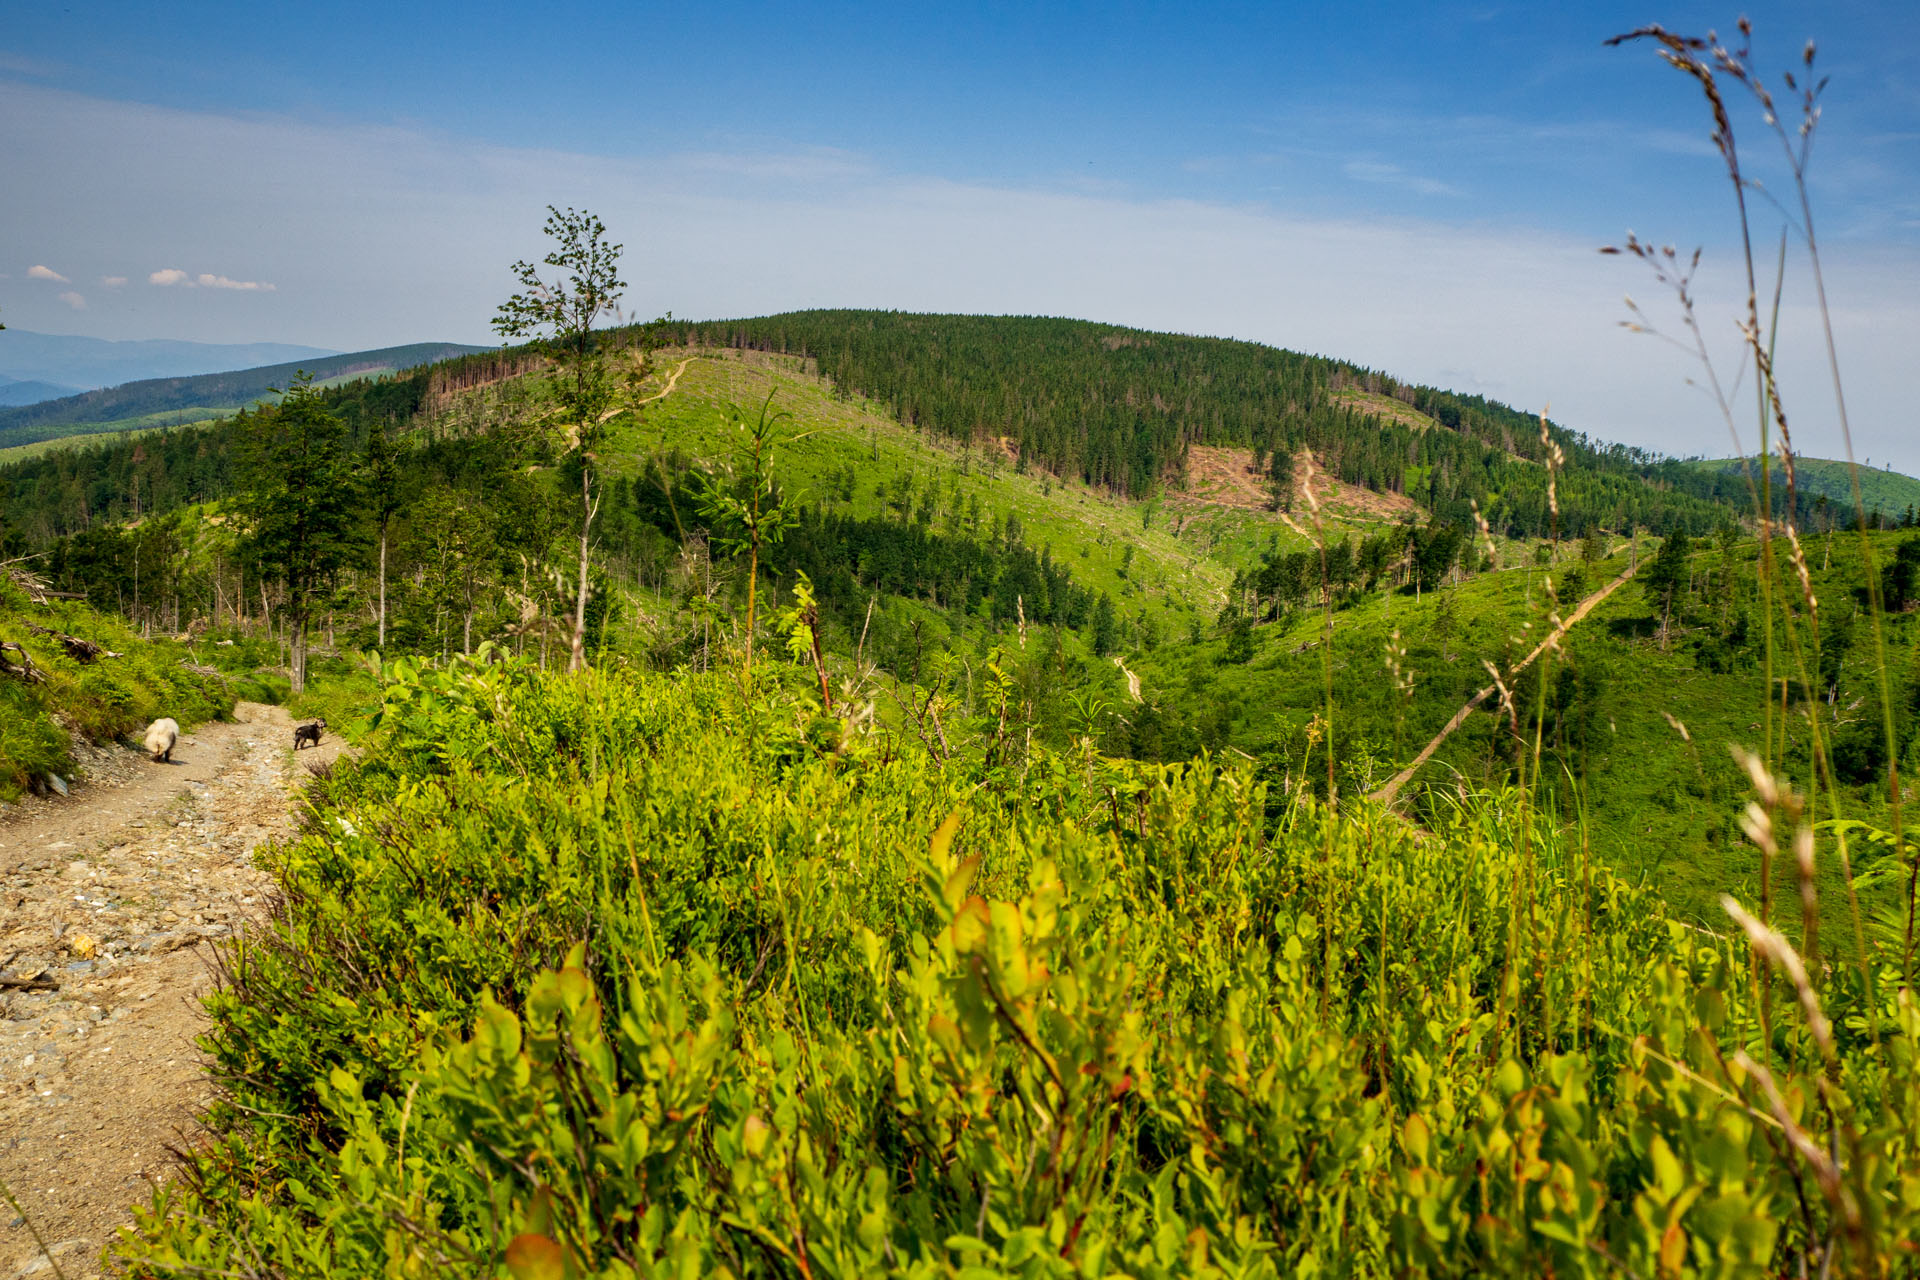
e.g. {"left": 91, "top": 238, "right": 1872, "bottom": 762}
{"left": 0, "top": 594, "right": 231, "bottom": 798}
{"left": 117, "top": 658, "right": 1920, "bottom": 1276}
{"left": 286, "top": 658, "right": 380, "bottom": 741}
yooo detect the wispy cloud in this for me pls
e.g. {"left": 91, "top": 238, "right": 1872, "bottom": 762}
{"left": 196, "top": 272, "right": 274, "bottom": 291}
{"left": 147, "top": 266, "right": 274, "bottom": 290}
{"left": 27, "top": 263, "right": 69, "bottom": 282}
{"left": 1342, "top": 160, "right": 1460, "bottom": 198}
{"left": 58, "top": 290, "right": 85, "bottom": 310}
{"left": 101, "top": 275, "right": 128, "bottom": 287}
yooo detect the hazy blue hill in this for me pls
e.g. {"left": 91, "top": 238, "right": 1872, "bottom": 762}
{"left": 0, "top": 375, "right": 82, "bottom": 407}
{"left": 0, "top": 341, "right": 487, "bottom": 450}
{"left": 1682, "top": 455, "right": 1920, "bottom": 522}
{"left": 0, "top": 329, "right": 338, "bottom": 391}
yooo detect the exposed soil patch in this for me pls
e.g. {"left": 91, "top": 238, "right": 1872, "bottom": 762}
{"left": 1174, "top": 446, "right": 1422, "bottom": 523}
{"left": 0, "top": 703, "right": 341, "bottom": 1279}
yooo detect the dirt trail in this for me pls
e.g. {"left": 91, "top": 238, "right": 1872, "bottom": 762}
{"left": 0, "top": 703, "right": 341, "bottom": 1279}
{"left": 637, "top": 356, "right": 696, "bottom": 406}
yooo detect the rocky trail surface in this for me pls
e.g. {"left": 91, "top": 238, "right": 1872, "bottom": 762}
{"left": 0, "top": 702, "right": 341, "bottom": 1279}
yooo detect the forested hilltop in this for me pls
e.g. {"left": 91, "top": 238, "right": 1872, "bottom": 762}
{"left": 6, "top": 322, "right": 1916, "bottom": 911}
{"left": 13, "top": 310, "right": 1887, "bottom": 551}
{"left": 663, "top": 310, "right": 1806, "bottom": 535}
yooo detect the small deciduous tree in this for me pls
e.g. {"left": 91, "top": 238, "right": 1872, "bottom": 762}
{"left": 237, "top": 376, "right": 359, "bottom": 694}
{"left": 493, "top": 206, "right": 627, "bottom": 673}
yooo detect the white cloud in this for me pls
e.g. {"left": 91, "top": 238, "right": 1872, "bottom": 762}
{"left": 58, "top": 290, "right": 85, "bottom": 310}
{"left": 100, "top": 275, "right": 128, "bottom": 287}
{"left": 27, "top": 263, "right": 69, "bottom": 282}
{"left": 195, "top": 272, "right": 274, "bottom": 291}
{"left": 147, "top": 266, "right": 274, "bottom": 290}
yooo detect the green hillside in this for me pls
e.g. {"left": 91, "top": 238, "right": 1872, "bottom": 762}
{"left": 7, "top": 313, "right": 1920, "bottom": 1274}
{"left": 0, "top": 340, "right": 485, "bottom": 450}
{"left": 9, "top": 330, "right": 1907, "bottom": 928}
{"left": 1683, "top": 454, "right": 1920, "bottom": 524}
{"left": 663, "top": 311, "right": 1745, "bottom": 537}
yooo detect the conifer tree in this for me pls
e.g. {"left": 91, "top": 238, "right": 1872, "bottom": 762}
{"left": 1643, "top": 530, "right": 1691, "bottom": 649}
{"left": 237, "top": 376, "right": 358, "bottom": 693}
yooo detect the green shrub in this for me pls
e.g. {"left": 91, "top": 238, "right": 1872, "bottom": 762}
{"left": 116, "top": 657, "right": 1920, "bottom": 1276}
{"left": 0, "top": 598, "right": 230, "bottom": 799}
{"left": 287, "top": 663, "right": 381, "bottom": 741}
{"left": 227, "top": 671, "right": 290, "bottom": 706}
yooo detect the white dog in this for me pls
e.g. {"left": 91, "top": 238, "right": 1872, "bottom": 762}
{"left": 144, "top": 717, "right": 179, "bottom": 763}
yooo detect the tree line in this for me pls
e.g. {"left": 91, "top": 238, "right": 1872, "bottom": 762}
{"left": 652, "top": 310, "right": 1762, "bottom": 536}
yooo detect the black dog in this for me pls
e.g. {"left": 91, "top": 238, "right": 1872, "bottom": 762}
{"left": 293, "top": 719, "right": 327, "bottom": 750}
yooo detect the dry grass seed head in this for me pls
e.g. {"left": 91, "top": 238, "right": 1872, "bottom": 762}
{"left": 1537, "top": 413, "right": 1565, "bottom": 521}
{"left": 1469, "top": 498, "right": 1499, "bottom": 569}
{"left": 1385, "top": 629, "right": 1414, "bottom": 701}
{"left": 1721, "top": 895, "right": 1831, "bottom": 1054}
{"left": 1781, "top": 521, "right": 1817, "bottom": 617}
{"left": 1728, "top": 1050, "right": 1848, "bottom": 1208}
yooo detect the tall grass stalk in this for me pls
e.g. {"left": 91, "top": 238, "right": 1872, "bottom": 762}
{"left": 1610, "top": 23, "right": 1902, "bottom": 1002}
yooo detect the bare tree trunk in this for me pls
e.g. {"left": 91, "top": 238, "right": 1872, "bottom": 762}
{"left": 378, "top": 527, "right": 388, "bottom": 649}
{"left": 570, "top": 464, "right": 592, "bottom": 672}
{"left": 290, "top": 605, "right": 308, "bottom": 695}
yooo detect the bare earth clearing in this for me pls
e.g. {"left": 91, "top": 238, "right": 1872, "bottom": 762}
{"left": 0, "top": 703, "right": 339, "bottom": 1279}
{"left": 1176, "top": 445, "right": 1421, "bottom": 522}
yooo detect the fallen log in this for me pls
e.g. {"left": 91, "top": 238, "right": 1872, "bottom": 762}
{"left": 0, "top": 639, "right": 46, "bottom": 683}
{"left": 1368, "top": 562, "right": 1639, "bottom": 808}
{"left": 26, "top": 623, "right": 121, "bottom": 663}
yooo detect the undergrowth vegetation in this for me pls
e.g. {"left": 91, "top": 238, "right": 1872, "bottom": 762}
{"left": 0, "top": 580, "right": 232, "bottom": 800}
{"left": 114, "top": 657, "right": 1920, "bottom": 1276}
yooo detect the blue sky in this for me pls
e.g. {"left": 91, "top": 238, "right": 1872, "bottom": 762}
{"left": 3, "top": 2, "right": 1918, "bottom": 470}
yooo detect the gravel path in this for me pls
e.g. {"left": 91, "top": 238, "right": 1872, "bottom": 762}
{"left": 0, "top": 702, "right": 340, "bottom": 1279}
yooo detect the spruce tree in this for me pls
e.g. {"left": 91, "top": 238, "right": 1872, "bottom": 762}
{"left": 237, "top": 376, "right": 358, "bottom": 694}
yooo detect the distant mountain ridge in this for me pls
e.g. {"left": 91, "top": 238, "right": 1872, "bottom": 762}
{"left": 0, "top": 342, "right": 489, "bottom": 450}
{"left": 1683, "top": 456, "right": 1920, "bottom": 522}
{"left": 0, "top": 375, "right": 82, "bottom": 407}
{"left": 0, "top": 329, "right": 338, "bottom": 393}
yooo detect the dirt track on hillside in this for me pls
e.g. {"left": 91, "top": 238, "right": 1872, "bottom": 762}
{"left": 0, "top": 704, "right": 341, "bottom": 1279}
